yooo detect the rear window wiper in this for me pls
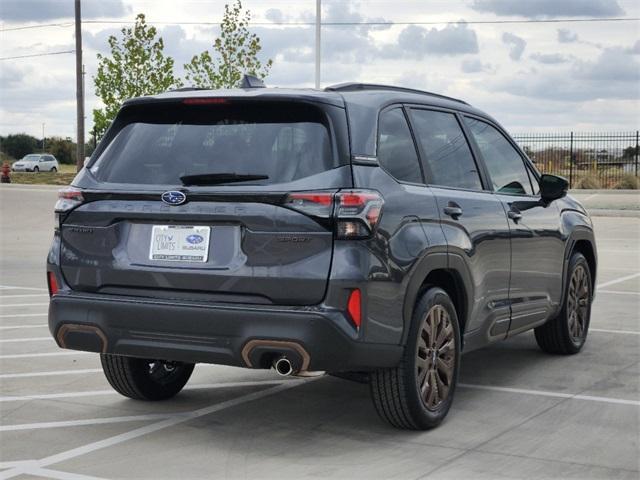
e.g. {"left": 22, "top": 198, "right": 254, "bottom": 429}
{"left": 179, "top": 173, "right": 269, "bottom": 186}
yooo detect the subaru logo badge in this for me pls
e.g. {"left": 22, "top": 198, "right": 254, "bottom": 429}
{"left": 186, "top": 234, "right": 204, "bottom": 244}
{"left": 161, "top": 191, "right": 186, "bottom": 206}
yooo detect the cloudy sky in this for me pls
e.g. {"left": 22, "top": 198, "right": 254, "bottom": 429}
{"left": 1, "top": 0, "right": 639, "bottom": 139}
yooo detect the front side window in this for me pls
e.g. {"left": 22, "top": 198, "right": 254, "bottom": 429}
{"left": 465, "top": 118, "right": 534, "bottom": 195}
{"left": 377, "top": 108, "right": 423, "bottom": 184}
{"left": 410, "top": 109, "right": 482, "bottom": 190}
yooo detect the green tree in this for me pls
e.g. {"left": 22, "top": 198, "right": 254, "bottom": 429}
{"left": 93, "top": 13, "right": 182, "bottom": 138}
{"left": 0, "top": 134, "right": 39, "bottom": 159}
{"left": 47, "top": 137, "right": 76, "bottom": 164}
{"left": 184, "top": 0, "right": 273, "bottom": 88}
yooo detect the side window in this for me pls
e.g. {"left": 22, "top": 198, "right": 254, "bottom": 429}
{"left": 465, "top": 118, "right": 534, "bottom": 195}
{"left": 410, "top": 109, "right": 482, "bottom": 190}
{"left": 377, "top": 108, "right": 423, "bottom": 184}
{"left": 39, "top": 156, "right": 46, "bottom": 162}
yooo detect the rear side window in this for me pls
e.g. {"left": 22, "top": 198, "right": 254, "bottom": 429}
{"left": 90, "top": 102, "right": 338, "bottom": 186}
{"left": 377, "top": 108, "right": 422, "bottom": 184}
{"left": 410, "top": 109, "right": 482, "bottom": 190}
{"left": 465, "top": 118, "right": 534, "bottom": 195}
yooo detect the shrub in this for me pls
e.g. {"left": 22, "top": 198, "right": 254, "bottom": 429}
{"left": 574, "top": 174, "right": 601, "bottom": 189}
{"left": 613, "top": 174, "right": 640, "bottom": 190}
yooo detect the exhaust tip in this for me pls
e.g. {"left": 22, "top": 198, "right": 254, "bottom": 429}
{"left": 273, "top": 356, "right": 294, "bottom": 377}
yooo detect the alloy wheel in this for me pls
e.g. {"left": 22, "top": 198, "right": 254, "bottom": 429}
{"left": 567, "top": 265, "right": 590, "bottom": 342}
{"left": 416, "top": 304, "right": 456, "bottom": 410}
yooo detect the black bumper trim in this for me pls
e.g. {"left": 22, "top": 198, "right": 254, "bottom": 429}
{"left": 48, "top": 293, "right": 402, "bottom": 372}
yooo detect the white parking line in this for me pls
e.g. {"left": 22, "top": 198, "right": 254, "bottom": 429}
{"left": 0, "top": 313, "right": 47, "bottom": 318}
{"left": 598, "top": 290, "right": 640, "bottom": 296}
{"left": 0, "top": 381, "right": 307, "bottom": 480}
{"left": 459, "top": 383, "right": 640, "bottom": 406}
{"left": 0, "top": 369, "right": 102, "bottom": 379}
{"left": 0, "top": 413, "right": 180, "bottom": 432}
{"left": 0, "top": 337, "right": 52, "bottom": 343}
{"left": 0, "top": 285, "right": 48, "bottom": 292}
{"left": 0, "top": 324, "right": 47, "bottom": 330}
{"left": 0, "top": 294, "right": 49, "bottom": 299}
{"left": 0, "top": 303, "right": 50, "bottom": 308}
{"left": 590, "top": 328, "right": 640, "bottom": 335}
{"left": 597, "top": 272, "right": 640, "bottom": 289}
{"left": 0, "top": 380, "right": 289, "bottom": 402}
{"left": 23, "top": 467, "right": 108, "bottom": 480}
{"left": 0, "top": 351, "right": 91, "bottom": 360}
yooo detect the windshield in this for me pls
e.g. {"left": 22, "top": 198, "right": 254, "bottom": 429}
{"left": 22, "top": 154, "right": 40, "bottom": 161}
{"left": 90, "top": 102, "right": 337, "bottom": 186}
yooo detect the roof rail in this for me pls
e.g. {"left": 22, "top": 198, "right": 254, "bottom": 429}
{"left": 325, "top": 82, "right": 469, "bottom": 106}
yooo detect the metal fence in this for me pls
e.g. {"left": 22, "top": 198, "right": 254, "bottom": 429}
{"left": 512, "top": 131, "right": 639, "bottom": 188}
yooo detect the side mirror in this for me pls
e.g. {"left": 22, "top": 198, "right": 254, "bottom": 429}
{"left": 540, "top": 174, "right": 568, "bottom": 202}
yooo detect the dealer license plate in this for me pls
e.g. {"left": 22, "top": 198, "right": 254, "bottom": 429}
{"left": 149, "top": 225, "right": 211, "bottom": 262}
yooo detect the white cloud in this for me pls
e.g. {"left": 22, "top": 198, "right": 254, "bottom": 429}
{"left": 502, "top": 32, "right": 526, "bottom": 60}
{"left": 471, "top": 0, "right": 624, "bottom": 19}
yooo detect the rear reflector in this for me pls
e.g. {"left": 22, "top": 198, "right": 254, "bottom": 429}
{"left": 47, "top": 272, "right": 59, "bottom": 296}
{"left": 347, "top": 289, "right": 362, "bottom": 329}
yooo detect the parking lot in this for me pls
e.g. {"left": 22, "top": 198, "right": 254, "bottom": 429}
{"left": 0, "top": 185, "right": 638, "bottom": 479}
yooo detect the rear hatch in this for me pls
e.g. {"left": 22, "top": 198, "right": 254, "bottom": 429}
{"left": 58, "top": 97, "right": 352, "bottom": 305}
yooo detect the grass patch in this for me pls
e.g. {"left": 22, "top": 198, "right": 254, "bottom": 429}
{"left": 8, "top": 172, "right": 76, "bottom": 186}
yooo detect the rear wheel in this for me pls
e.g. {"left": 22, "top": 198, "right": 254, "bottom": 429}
{"left": 370, "top": 287, "right": 460, "bottom": 429}
{"left": 100, "top": 354, "right": 194, "bottom": 400}
{"left": 33, "top": 166, "right": 39, "bottom": 173}
{"left": 535, "top": 252, "right": 592, "bottom": 354}
{"left": 50, "top": 166, "right": 57, "bottom": 173}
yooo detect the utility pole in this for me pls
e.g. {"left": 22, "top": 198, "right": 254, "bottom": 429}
{"left": 315, "top": 0, "right": 321, "bottom": 89}
{"left": 42, "top": 123, "right": 45, "bottom": 151}
{"left": 74, "top": 0, "right": 85, "bottom": 172}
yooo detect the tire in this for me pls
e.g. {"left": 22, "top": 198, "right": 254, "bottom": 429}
{"left": 370, "top": 287, "right": 461, "bottom": 430}
{"left": 535, "top": 252, "right": 592, "bottom": 355}
{"left": 100, "top": 354, "right": 195, "bottom": 400}
{"left": 51, "top": 166, "right": 57, "bottom": 173}
{"left": 33, "top": 166, "right": 39, "bottom": 173}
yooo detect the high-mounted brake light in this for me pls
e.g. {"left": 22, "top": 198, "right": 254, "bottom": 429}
{"left": 183, "top": 98, "right": 229, "bottom": 105}
{"left": 347, "top": 289, "right": 362, "bottom": 329}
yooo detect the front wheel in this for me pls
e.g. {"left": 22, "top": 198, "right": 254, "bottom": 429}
{"left": 535, "top": 252, "right": 592, "bottom": 354}
{"left": 100, "top": 354, "right": 194, "bottom": 400}
{"left": 370, "top": 287, "right": 461, "bottom": 430}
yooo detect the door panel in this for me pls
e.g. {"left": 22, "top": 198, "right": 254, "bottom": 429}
{"left": 463, "top": 116, "right": 564, "bottom": 333}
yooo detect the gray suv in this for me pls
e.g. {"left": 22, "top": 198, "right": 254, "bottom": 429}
{"left": 47, "top": 81, "right": 597, "bottom": 429}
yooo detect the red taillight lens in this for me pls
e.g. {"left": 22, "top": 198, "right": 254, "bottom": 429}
{"left": 284, "top": 191, "right": 334, "bottom": 218}
{"left": 347, "top": 289, "right": 362, "bottom": 329}
{"left": 47, "top": 272, "right": 59, "bottom": 296}
{"left": 335, "top": 190, "right": 384, "bottom": 239}
{"left": 183, "top": 98, "right": 229, "bottom": 105}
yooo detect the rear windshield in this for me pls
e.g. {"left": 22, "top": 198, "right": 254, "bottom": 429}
{"left": 90, "top": 101, "right": 338, "bottom": 186}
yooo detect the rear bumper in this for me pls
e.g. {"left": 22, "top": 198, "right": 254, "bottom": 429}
{"left": 48, "top": 292, "right": 402, "bottom": 372}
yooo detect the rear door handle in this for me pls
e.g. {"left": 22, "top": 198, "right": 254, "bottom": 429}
{"left": 508, "top": 210, "right": 522, "bottom": 222}
{"left": 443, "top": 205, "right": 463, "bottom": 219}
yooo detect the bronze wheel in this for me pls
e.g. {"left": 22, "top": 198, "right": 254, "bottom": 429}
{"left": 535, "top": 252, "right": 592, "bottom": 355}
{"left": 567, "top": 265, "right": 589, "bottom": 342}
{"left": 416, "top": 305, "right": 456, "bottom": 411}
{"left": 370, "top": 287, "right": 460, "bottom": 430}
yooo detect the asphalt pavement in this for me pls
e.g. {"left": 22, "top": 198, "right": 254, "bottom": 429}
{"left": 0, "top": 185, "right": 638, "bottom": 479}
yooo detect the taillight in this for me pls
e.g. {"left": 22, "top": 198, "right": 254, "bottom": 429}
{"left": 335, "top": 190, "right": 384, "bottom": 239}
{"left": 284, "top": 190, "right": 384, "bottom": 239}
{"left": 284, "top": 192, "right": 334, "bottom": 218}
{"left": 347, "top": 289, "right": 362, "bottom": 329}
{"left": 55, "top": 187, "right": 84, "bottom": 212}
{"left": 47, "top": 271, "right": 59, "bottom": 296}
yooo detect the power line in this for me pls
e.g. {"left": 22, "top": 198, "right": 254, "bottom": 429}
{"left": 0, "top": 50, "right": 75, "bottom": 61}
{"left": 1, "top": 16, "right": 639, "bottom": 32}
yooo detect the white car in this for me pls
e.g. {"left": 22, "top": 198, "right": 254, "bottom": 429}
{"left": 12, "top": 154, "right": 59, "bottom": 173}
